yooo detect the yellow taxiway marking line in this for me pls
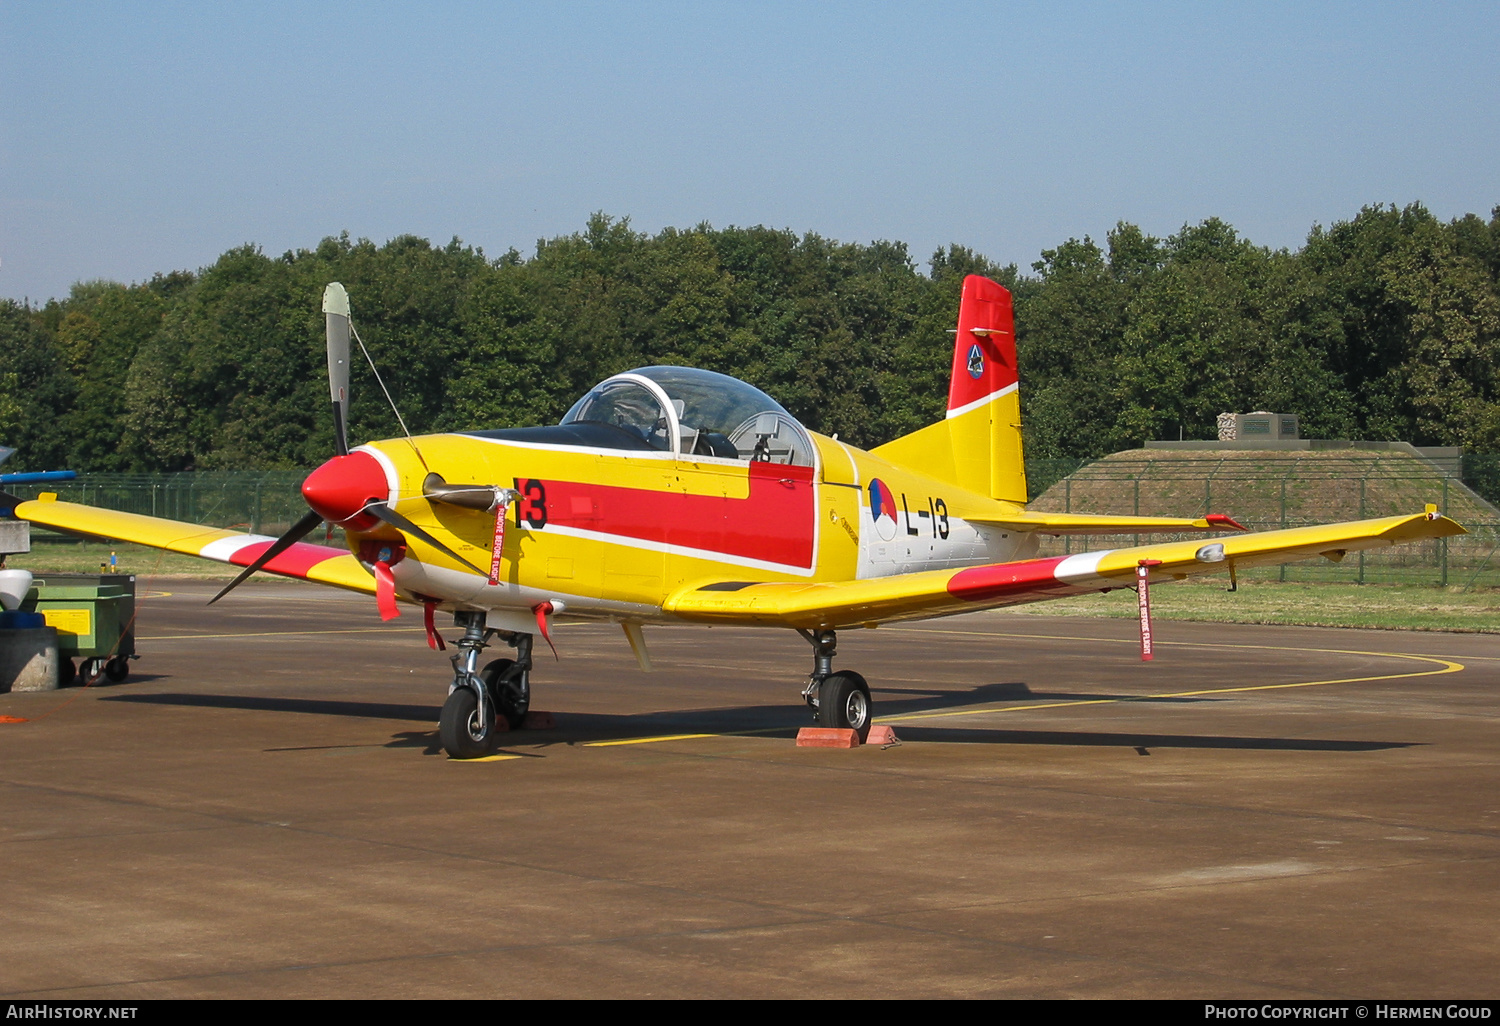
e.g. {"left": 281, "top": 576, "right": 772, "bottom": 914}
{"left": 890, "top": 625, "right": 1497, "bottom": 660}
{"left": 579, "top": 639, "right": 1467, "bottom": 743}
{"left": 460, "top": 754, "right": 523, "bottom": 762}
{"left": 579, "top": 636, "right": 1470, "bottom": 741}
{"left": 875, "top": 632, "right": 1465, "bottom": 724}
{"left": 880, "top": 660, "right": 1465, "bottom": 725}
{"left": 1410, "top": 652, "right": 1500, "bottom": 662}
{"left": 583, "top": 733, "right": 717, "bottom": 747}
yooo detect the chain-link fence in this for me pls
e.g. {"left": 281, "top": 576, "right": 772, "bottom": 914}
{"left": 1026, "top": 452, "right": 1500, "bottom": 590}
{"left": 7, "top": 470, "right": 320, "bottom": 545}
{"left": 8, "top": 456, "right": 1499, "bottom": 590}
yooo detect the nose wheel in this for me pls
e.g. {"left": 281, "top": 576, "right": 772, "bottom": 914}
{"left": 798, "top": 629, "right": 873, "bottom": 743}
{"left": 439, "top": 610, "right": 534, "bottom": 758}
{"left": 439, "top": 686, "right": 494, "bottom": 760}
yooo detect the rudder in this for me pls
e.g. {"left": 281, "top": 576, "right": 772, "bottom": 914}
{"left": 872, "top": 275, "right": 1027, "bottom": 503}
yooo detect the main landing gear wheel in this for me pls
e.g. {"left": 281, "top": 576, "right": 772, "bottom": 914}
{"left": 439, "top": 686, "right": 496, "bottom": 760}
{"left": 818, "top": 671, "right": 872, "bottom": 743}
{"left": 797, "top": 629, "right": 877, "bottom": 744}
{"left": 481, "top": 658, "right": 529, "bottom": 730}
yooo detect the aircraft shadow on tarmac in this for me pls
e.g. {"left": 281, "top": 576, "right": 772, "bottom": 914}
{"left": 98, "top": 679, "right": 1189, "bottom": 730}
{"left": 100, "top": 685, "right": 1421, "bottom": 755}
{"left": 102, "top": 692, "right": 439, "bottom": 722}
{"left": 872, "top": 680, "right": 1217, "bottom": 708}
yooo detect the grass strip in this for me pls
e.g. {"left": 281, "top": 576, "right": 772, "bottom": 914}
{"left": 11, "top": 542, "right": 1497, "bottom": 632}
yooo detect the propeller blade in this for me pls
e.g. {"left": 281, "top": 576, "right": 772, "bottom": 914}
{"left": 209, "top": 509, "right": 325, "bottom": 605}
{"left": 366, "top": 502, "right": 489, "bottom": 577}
{"left": 323, "top": 283, "right": 351, "bottom": 457}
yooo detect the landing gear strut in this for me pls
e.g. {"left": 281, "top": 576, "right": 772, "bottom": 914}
{"left": 438, "top": 611, "right": 534, "bottom": 759}
{"left": 797, "top": 628, "right": 872, "bottom": 743}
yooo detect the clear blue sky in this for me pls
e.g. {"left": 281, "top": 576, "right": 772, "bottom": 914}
{"left": 3, "top": 1, "right": 1497, "bottom": 302}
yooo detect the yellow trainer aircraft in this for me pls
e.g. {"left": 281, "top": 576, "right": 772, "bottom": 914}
{"left": 11, "top": 276, "right": 1465, "bottom": 757}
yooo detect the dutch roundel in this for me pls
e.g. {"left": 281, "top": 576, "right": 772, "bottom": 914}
{"left": 868, "top": 478, "right": 898, "bottom": 541}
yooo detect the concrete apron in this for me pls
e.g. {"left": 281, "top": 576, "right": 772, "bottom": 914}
{"left": 0, "top": 626, "right": 60, "bottom": 692}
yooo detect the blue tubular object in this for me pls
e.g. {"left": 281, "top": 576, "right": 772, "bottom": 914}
{"left": 0, "top": 470, "right": 77, "bottom": 484}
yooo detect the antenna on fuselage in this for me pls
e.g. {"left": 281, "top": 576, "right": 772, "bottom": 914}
{"left": 329, "top": 286, "right": 429, "bottom": 474}
{"left": 350, "top": 321, "right": 427, "bottom": 471}
{"left": 329, "top": 282, "right": 507, "bottom": 517}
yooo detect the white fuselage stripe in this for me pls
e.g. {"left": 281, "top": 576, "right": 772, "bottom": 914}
{"left": 945, "top": 380, "right": 1018, "bottom": 420}
{"left": 838, "top": 441, "right": 860, "bottom": 487}
{"left": 455, "top": 434, "right": 680, "bottom": 461}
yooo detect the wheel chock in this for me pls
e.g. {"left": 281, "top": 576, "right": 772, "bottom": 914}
{"left": 796, "top": 727, "right": 860, "bottom": 748}
{"left": 522, "top": 710, "right": 556, "bottom": 730}
{"left": 866, "top": 725, "right": 898, "bottom": 746}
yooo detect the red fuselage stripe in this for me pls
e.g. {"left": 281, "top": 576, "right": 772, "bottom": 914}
{"left": 538, "top": 462, "right": 816, "bottom": 568}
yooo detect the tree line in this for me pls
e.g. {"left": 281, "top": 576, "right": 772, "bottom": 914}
{"left": 2, "top": 203, "right": 1497, "bottom": 473}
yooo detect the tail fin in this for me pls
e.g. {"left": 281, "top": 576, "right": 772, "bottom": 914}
{"left": 871, "top": 275, "right": 1027, "bottom": 503}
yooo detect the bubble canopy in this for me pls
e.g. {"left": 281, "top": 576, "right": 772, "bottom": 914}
{"left": 561, "top": 366, "right": 815, "bottom": 466}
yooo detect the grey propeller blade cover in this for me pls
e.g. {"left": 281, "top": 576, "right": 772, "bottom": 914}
{"left": 323, "top": 283, "right": 351, "bottom": 456}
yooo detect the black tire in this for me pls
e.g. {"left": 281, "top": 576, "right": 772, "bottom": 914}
{"left": 439, "top": 685, "right": 496, "bottom": 759}
{"left": 818, "top": 671, "right": 872, "bottom": 743}
{"left": 104, "top": 657, "right": 129, "bottom": 682}
{"left": 59, "top": 658, "right": 76, "bottom": 687}
{"left": 481, "top": 658, "right": 529, "bottom": 730}
{"left": 79, "top": 658, "right": 103, "bottom": 684}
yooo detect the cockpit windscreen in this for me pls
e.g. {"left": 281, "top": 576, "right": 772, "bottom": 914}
{"left": 561, "top": 366, "right": 815, "bottom": 466}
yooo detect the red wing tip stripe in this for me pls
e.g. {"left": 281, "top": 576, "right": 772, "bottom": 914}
{"left": 205, "top": 536, "right": 349, "bottom": 578}
{"left": 239, "top": 541, "right": 349, "bottom": 577}
{"left": 947, "top": 556, "right": 1071, "bottom": 602}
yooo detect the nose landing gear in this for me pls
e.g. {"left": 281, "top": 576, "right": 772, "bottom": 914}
{"left": 438, "top": 610, "right": 534, "bottom": 759}
{"left": 798, "top": 629, "right": 872, "bottom": 743}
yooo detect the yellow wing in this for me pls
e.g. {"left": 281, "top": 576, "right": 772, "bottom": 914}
{"left": 13, "top": 494, "right": 376, "bottom": 596}
{"left": 665, "top": 510, "right": 1465, "bottom": 630}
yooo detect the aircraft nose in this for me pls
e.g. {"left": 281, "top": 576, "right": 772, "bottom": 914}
{"left": 302, "top": 451, "right": 389, "bottom": 527}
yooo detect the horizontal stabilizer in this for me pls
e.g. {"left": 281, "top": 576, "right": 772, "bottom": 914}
{"left": 969, "top": 511, "right": 1247, "bottom": 536}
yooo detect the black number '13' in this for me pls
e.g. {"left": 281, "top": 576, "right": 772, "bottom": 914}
{"left": 515, "top": 479, "right": 547, "bottom": 527}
